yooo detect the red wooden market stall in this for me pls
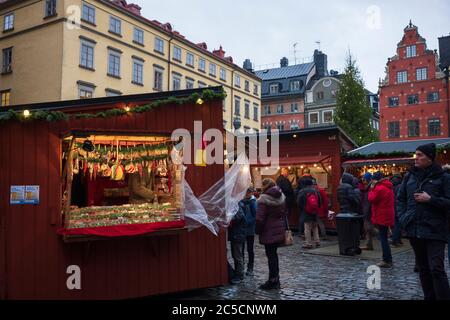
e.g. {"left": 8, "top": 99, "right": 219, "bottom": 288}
{"left": 0, "top": 87, "right": 229, "bottom": 300}
{"left": 249, "top": 126, "right": 357, "bottom": 231}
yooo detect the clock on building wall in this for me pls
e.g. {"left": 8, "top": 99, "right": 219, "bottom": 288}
{"left": 323, "top": 79, "right": 332, "bottom": 87}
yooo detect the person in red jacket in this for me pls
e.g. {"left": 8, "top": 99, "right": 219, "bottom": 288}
{"left": 368, "top": 171, "right": 395, "bottom": 268}
{"left": 313, "top": 180, "right": 329, "bottom": 240}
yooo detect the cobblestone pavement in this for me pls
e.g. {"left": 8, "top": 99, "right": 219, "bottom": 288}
{"left": 163, "top": 236, "right": 450, "bottom": 300}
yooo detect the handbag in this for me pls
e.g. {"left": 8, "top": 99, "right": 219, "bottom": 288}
{"left": 282, "top": 215, "right": 294, "bottom": 247}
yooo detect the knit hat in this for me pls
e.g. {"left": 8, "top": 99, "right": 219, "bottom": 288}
{"left": 363, "top": 172, "right": 373, "bottom": 182}
{"left": 373, "top": 171, "right": 383, "bottom": 181}
{"left": 416, "top": 143, "right": 437, "bottom": 161}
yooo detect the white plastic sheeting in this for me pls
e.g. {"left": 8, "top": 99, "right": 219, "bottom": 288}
{"left": 180, "top": 152, "right": 252, "bottom": 236}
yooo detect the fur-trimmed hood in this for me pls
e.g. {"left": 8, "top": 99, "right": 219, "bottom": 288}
{"left": 257, "top": 186, "right": 286, "bottom": 207}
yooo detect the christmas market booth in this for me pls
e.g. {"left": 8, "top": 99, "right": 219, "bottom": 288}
{"left": 250, "top": 126, "right": 357, "bottom": 230}
{"left": 0, "top": 87, "right": 231, "bottom": 300}
{"left": 343, "top": 138, "right": 450, "bottom": 178}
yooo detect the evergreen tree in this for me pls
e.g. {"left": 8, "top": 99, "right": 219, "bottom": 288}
{"left": 334, "top": 52, "right": 379, "bottom": 146}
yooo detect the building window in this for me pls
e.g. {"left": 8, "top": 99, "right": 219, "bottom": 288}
{"left": 408, "top": 120, "right": 420, "bottom": 137}
{"left": 186, "top": 78, "right": 195, "bottom": 89}
{"left": 427, "top": 92, "right": 439, "bottom": 103}
{"left": 397, "top": 71, "right": 408, "bottom": 83}
{"left": 234, "top": 74, "right": 241, "bottom": 87}
{"left": 309, "top": 112, "right": 319, "bottom": 125}
{"left": 388, "top": 97, "right": 399, "bottom": 107}
{"left": 223, "top": 120, "right": 227, "bottom": 129}
{"left": 78, "top": 84, "right": 94, "bottom": 99}
{"left": 269, "top": 84, "right": 279, "bottom": 94}
{"left": 105, "top": 89, "right": 121, "bottom": 97}
{"left": 323, "top": 110, "right": 334, "bottom": 123}
{"left": 407, "top": 94, "right": 419, "bottom": 105}
{"left": 4, "top": 13, "right": 14, "bottom": 31}
{"left": 220, "top": 68, "right": 226, "bottom": 81}
{"left": 245, "top": 80, "right": 250, "bottom": 92}
{"left": 109, "top": 16, "right": 121, "bottom": 35}
{"left": 198, "top": 58, "right": 206, "bottom": 72}
{"left": 290, "top": 103, "right": 298, "bottom": 113}
{"left": 44, "top": 0, "right": 57, "bottom": 17}
{"left": 153, "top": 67, "right": 164, "bottom": 90}
{"left": 253, "top": 84, "right": 259, "bottom": 96}
{"left": 291, "top": 123, "right": 299, "bottom": 130}
{"left": 82, "top": 2, "right": 95, "bottom": 24}
{"left": 107, "top": 50, "right": 121, "bottom": 78}
{"left": 406, "top": 45, "right": 417, "bottom": 58}
{"left": 290, "top": 80, "right": 301, "bottom": 91}
{"left": 317, "top": 92, "right": 324, "bottom": 100}
{"left": 277, "top": 124, "right": 285, "bottom": 131}
{"left": 276, "top": 105, "right": 284, "bottom": 114}
{"left": 244, "top": 101, "right": 250, "bottom": 119}
{"left": 0, "top": 90, "right": 10, "bottom": 107}
{"left": 80, "top": 40, "right": 95, "bottom": 69}
{"left": 132, "top": 59, "right": 144, "bottom": 85}
{"left": 264, "top": 106, "right": 271, "bottom": 115}
{"left": 154, "top": 37, "right": 164, "bottom": 54}
{"left": 198, "top": 81, "right": 207, "bottom": 88}
{"left": 416, "top": 68, "right": 427, "bottom": 81}
{"left": 253, "top": 104, "right": 259, "bottom": 121}
{"left": 428, "top": 119, "right": 441, "bottom": 136}
{"left": 2, "top": 47, "right": 12, "bottom": 73}
{"left": 173, "top": 46, "right": 182, "bottom": 62}
{"left": 388, "top": 122, "right": 400, "bottom": 138}
{"left": 186, "top": 52, "right": 194, "bottom": 67}
{"left": 172, "top": 73, "right": 181, "bottom": 90}
{"left": 133, "top": 28, "right": 144, "bottom": 45}
{"left": 209, "top": 63, "right": 216, "bottom": 77}
{"left": 234, "top": 98, "right": 241, "bottom": 116}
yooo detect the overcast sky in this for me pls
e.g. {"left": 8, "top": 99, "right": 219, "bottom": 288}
{"left": 135, "top": 0, "right": 450, "bottom": 92}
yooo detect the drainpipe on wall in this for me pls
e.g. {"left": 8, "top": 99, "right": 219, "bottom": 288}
{"left": 231, "top": 70, "right": 235, "bottom": 131}
{"left": 167, "top": 36, "right": 174, "bottom": 91}
{"left": 446, "top": 68, "right": 450, "bottom": 137}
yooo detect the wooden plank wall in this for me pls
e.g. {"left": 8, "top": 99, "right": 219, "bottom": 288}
{"left": 0, "top": 99, "right": 227, "bottom": 300}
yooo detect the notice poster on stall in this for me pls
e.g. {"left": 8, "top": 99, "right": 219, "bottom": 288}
{"left": 24, "top": 186, "right": 40, "bottom": 205}
{"left": 10, "top": 186, "right": 25, "bottom": 205}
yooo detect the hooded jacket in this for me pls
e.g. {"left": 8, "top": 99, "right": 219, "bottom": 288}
{"left": 337, "top": 173, "right": 361, "bottom": 214}
{"left": 368, "top": 178, "right": 395, "bottom": 227}
{"left": 256, "top": 186, "right": 287, "bottom": 245}
{"left": 397, "top": 163, "right": 450, "bottom": 242}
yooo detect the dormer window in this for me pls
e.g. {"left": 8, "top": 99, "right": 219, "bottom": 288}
{"left": 269, "top": 83, "right": 279, "bottom": 94}
{"left": 290, "top": 80, "right": 301, "bottom": 91}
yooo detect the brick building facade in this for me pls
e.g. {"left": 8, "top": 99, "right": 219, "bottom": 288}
{"left": 379, "top": 21, "right": 450, "bottom": 141}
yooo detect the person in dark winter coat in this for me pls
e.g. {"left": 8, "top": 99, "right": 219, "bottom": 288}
{"left": 398, "top": 143, "right": 450, "bottom": 300}
{"left": 390, "top": 173, "right": 404, "bottom": 247}
{"left": 360, "top": 172, "right": 376, "bottom": 250}
{"left": 228, "top": 198, "right": 249, "bottom": 284}
{"left": 368, "top": 171, "right": 395, "bottom": 268}
{"left": 256, "top": 179, "right": 287, "bottom": 290}
{"left": 277, "top": 168, "right": 295, "bottom": 211}
{"left": 297, "top": 179, "right": 322, "bottom": 249}
{"left": 241, "top": 187, "right": 257, "bottom": 276}
{"left": 296, "top": 174, "right": 314, "bottom": 236}
{"left": 443, "top": 164, "right": 450, "bottom": 265}
{"left": 337, "top": 173, "right": 361, "bottom": 214}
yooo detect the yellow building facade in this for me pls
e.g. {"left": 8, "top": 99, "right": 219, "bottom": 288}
{"left": 0, "top": 0, "right": 261, "bottom": 131}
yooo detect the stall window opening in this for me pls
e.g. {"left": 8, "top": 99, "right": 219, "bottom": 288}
{"left": 61, "top": 134, "right": 184, "bottom": 231}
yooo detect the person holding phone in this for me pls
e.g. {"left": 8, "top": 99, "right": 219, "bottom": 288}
{"left": 398, "top": 143, "right": 450, "bottom": 300}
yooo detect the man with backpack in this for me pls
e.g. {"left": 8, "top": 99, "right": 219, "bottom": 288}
{"left": 297, "top": 178, "right": 322, "bottom": 249}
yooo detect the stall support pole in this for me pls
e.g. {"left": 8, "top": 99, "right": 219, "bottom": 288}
{"left": 62, "top": 138, "right": 76, "bottom": 224}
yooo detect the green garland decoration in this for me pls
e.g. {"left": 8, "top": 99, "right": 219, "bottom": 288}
{"left": 77, "top": 142, "right": 170, "bottom": 155}
{"left": 0, "top": 89, "right": 226, "bottom": 124}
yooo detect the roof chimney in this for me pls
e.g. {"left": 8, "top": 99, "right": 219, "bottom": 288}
{"left": 314, "top": 50, "right": 328, "bottom": 77}
{"left": 280, "top": 57, "right": 289, "bottom": 68}
{"left": 213, "top": 46, "right": 226, "bottom": 59}
{"left": 243, "top": 59, "right": 253, "bottom": 72}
